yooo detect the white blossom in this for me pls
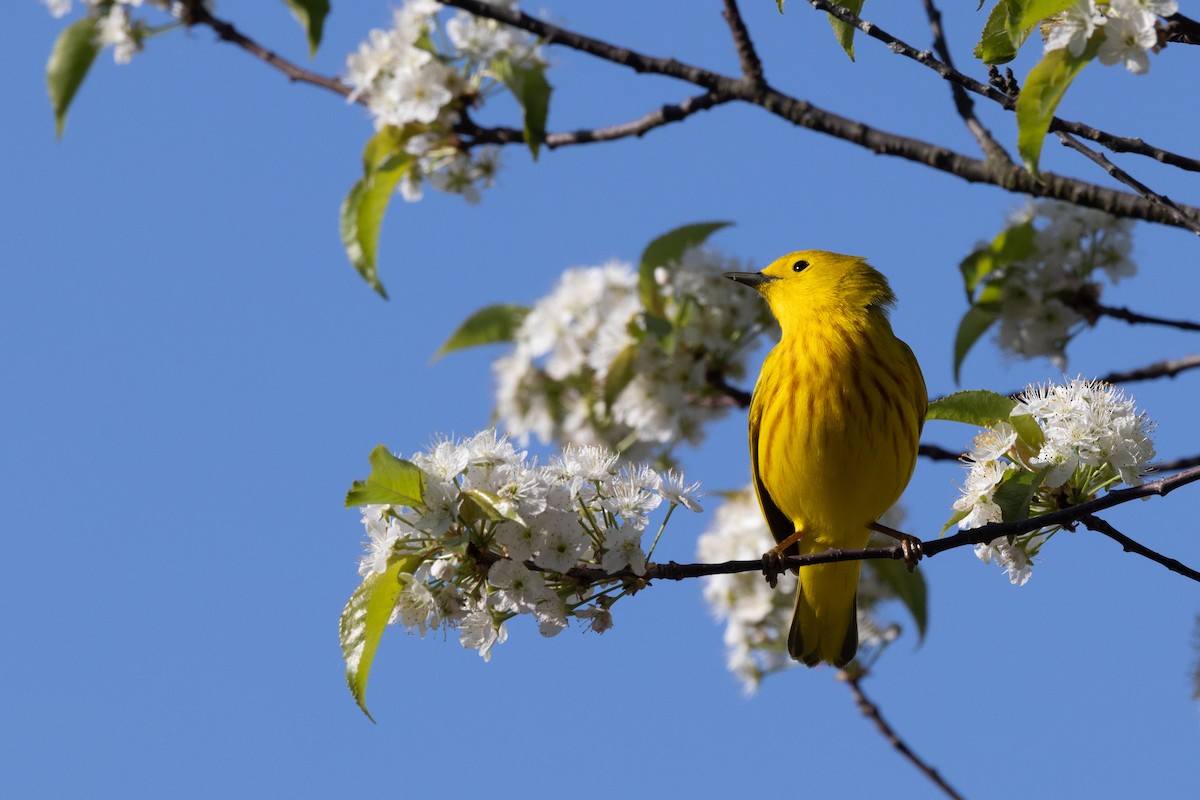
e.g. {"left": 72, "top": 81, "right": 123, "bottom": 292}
{"left": 459, "top": 607, "right": 506, "bottom": 661}
{"left": 986, "top": 200, "right": 1135, "bottom": 367}
{"left": 950, "top": 379, "right": 1156, "bottom": 584}
{"left": 1098, "top": 11, "right": 1158, "bottom": 73}
{"left": 1045, "top": 0, "right": 1106, "bottom": 57}
{"left": 494, "top": 247, "right": 773, "bottom": 460}
{"left": 348, "top": 429, "right": 700, "bottom": 663}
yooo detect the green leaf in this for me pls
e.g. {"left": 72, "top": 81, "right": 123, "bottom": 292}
{"left": 777, "top": 0, "right": 785, "bottom": 11}
{"left": 826, "top": 0, "right": 866, "bottom": 61}
{"left": 1016, "top": 0, "right": 1077, "bottom": 32}
{"left": 345, "top": 445, "right": 425, "bottom": 508}
{"left": 47, "top": 17, "right": 100, "bottom": 138}
{"left": 604, "top": 342, "right": 640, "bottom": 409}
{"left": 1009, "top": 412, "right": 1045, "bottom": 450}
{"left": 492, "top": 54, "right": 552, "bottom": 160}
{"left": 1016, "top": 38, "right": 1099, "bottom": 173}
{"left": 974, "top": 0, "right": 1029, "bottom": 64}
{"left": 638, "top": 221, "right": 732, "bottom": 314}
{"left": 435, "top": 304, "right": 529, "bottom": 360}
{"left": 927, "top": 390, "right": 1017, "bottom": 427}
{"left": 282, "top": 0, "right": 330, "bottom": 57}
{"left": 958, "top": 221, "right": 1035, "bottom": 298}
{"left": 952, "top": 305, "right": 998, "bottom": 383}
{"left": 340, "top": 554, "right": 423, "bottom": 721}
{"left": 340, "top": 146, "right": 412, "bottom": 298}
{"left": 993, "top": 468, "right": 1047, "bottom": 522}
{"left": 460, "top": 488, "right": 526, "bottom": 526}
{"left": 868, "top": 559, "right": 928, "bottom": 642}
{"left": 941, "top": 505, "right": 971, "bottom": 535}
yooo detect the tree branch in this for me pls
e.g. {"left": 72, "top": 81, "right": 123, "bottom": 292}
{"left": 920, "top": 0, "right": 1012, "bottom": 164}
{"left": 1080, "top": 514, "right": 1200, "bottom": 582}
{"left": 1164, "top": 12, "right": 1200, "bottom": 44}
{"left": 182, "top": 2, "right": 356, "bottom": 100}
{"left": 440, "top": 0, "right": 1200, "bottom": 231}
{"left": 1085, "top": 302, "right": 1200, "bottom": 333}
{"left": 462, "top": 92, "right": 730, "bottom": 149}
{"left": 809, "top": 0, "right": 1200, "bottom": 174}
{"left": 1096, "top": 352, "right": 1200, "bottom": 384}
{"left": 1055, "top": 132, "right": 1200, "bottom": 235}
{"left": 843, "top": 674, "right": 965, "bottom": 800}
{"left": 1152, "top": 453, "right": 1200, "bottom": 472}
{"left": 643, "top": 464, "right": 1200, "bottom": 583}
{"left": 918, "top": 443, "right": 964, "bottom": 461}
{"left": 721, "top": 0, "right": 767, "bottom": 88}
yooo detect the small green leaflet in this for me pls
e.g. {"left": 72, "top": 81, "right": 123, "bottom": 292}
{"left": 1014, "top": 0, "right": 1078, "bottom": 34}
{"left": 993, "top": 468, "right": 1047, "bottom": 522}
{"left": 459, "top": 488, "right": 526, "bottom": 526}
{"left": 867, "top": 558, "right": 928, "bottom": 642}
{"left": 826, "top": 0, "right": 867, "bottom": 61}
{"left": 603, "top": 342, "right": 640, "bottom": 409}
{"left": 47, "top": 17, "right": 100, "bottom": 138}
{"left": 958, "top": 220, "right": 1034, "bottom": 298}
{"left": 1016, "top": 37, "right": 1099, "bottom": 173}
{"left": 340, "top": 555, "right": 423, "bottom": 721}
{"left": 637, "top": 221, "right": 732, "bottom": 315}
{"left": 953, "top": 303, "right": 999, "bottom": 383}
{"left": 345, "top": 445, "right": 425, "bottom": 508}
{"left": 927, "top": 390, "right": 1016, "bottom": 427}
{"left": 282, "top": 0, "right": 330, "bottom": 57}
{"left": 974, "top": 0, "right": 1028, "bottom": 64}
{"left": 952, "top": 221, "right": 1034, "bottom": 379}
{"left": 491, "top": 54, "right": 552, "bottom": 161}
{"left": 340, "top": 129, "right": 414, "bottom": 298}
{"left": 434, "top": 304, "right": 530, "bottom": 360}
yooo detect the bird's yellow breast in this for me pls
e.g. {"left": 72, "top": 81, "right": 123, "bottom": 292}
{"left": 750, "top": 310, "right": 924, "bottom": 550}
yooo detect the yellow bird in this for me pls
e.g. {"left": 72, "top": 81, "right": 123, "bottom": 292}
{"left": 725, "top": 251, "right": 926, "bottom": 667}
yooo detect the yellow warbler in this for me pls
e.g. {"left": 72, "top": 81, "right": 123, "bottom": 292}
{"left": 725, "top": 251, "right": 926, "bottom": 667}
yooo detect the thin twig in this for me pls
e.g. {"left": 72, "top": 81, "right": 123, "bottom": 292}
{"left": 809, "top": 0, "right": 1200, "bottom": 174}
{"left": 1088, "top": 302, "right": 1200, "bottom": 333}
{"left": 461, "top": 92, "right": 729, "bottom": 149}
{"left": 843, "top": 674, "right": 966, "bottom": 800}
{"left": 1164, "top": 12, "right": 1200, "bottom": 44}
{"left": 1080, "top": 514, "right": 1200, "bottom": 582}
{"left": 1152, "top": 453, "right": 1200, "bottom": 472}
{"left": 440, "top": 0, "right": 1200, "bottom": 230}
{"left": 182, "top": 3, "right": 356, "bottom": 100}
{"left": 721, "top": 0, "right": 767, "bottom": 88}
{"left": 920, "top": 0, "right": 1012, "bottom": 164}
{"left": 1097, "top": 353, "right": 1200, "bottom": 384}
{"left": 919, "top": 443, "right": 963, "bottom": 461}
{"left": 1056, "top": 132, "right": 1200, "bottom": 236}
{"left": 987, "top": 353, "right": 1200, "bottom": 401}
{"left": 643, "top": 464, "right": 1200, "bottom": 582}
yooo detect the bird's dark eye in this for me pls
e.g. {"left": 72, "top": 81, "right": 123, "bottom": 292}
{"left": 792, "top": 260, "right": 809, "bottom": 273}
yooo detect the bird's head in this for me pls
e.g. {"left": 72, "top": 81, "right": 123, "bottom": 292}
{"left": 723, "top": 250, "right": 896, "bottom": 327}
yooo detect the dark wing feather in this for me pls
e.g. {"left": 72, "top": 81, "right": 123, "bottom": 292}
{"left": 748, "top": 392, "right": 798, "bottom": 558}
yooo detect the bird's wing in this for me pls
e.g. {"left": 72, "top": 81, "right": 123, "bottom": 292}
{"left": 749, "top": 392, "right": 798, "bottom": 557}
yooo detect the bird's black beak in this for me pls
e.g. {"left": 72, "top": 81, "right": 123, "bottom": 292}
{"left": 723, "top": 271, "right": 775, "bottom": 288}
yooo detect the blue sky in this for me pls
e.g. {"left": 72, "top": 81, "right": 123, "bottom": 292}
{"left": 4, "top": 2, "right": 1199, "bottom": 798}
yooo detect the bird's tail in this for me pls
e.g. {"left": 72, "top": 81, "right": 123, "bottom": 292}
{"left": 788, "top": 558, "right": 861, "bottom": 668}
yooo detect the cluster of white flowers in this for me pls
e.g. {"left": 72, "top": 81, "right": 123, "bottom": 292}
{"left": 1045, "top": 0, "right": 1177, "bottom": 73}
{"left": 992, "top": 200, "right": 1135, "bottom": 366}
{"left": 345, "top": 0, "right": 542, "bottom": 204}
{"left": 355, "top": 429, "right": 702, "bottom": 660}
{"left": 43, "top": 0, "right": 174, "bottom": 64}
{"left": 494, "top": 247, "right": 774, "bottom": 463}
{"left": 952, "top": 378, "right": 1156, "bottom": 584}
{"left": 697, "top": 489, "right": 903, "bottom": 692}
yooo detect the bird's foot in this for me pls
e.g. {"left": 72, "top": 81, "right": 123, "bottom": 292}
{"left": 761, "top": 549, "right": 786, "bottom": 588}
{"left": 869, "top": 521, "right": 924, "bottom": 572}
